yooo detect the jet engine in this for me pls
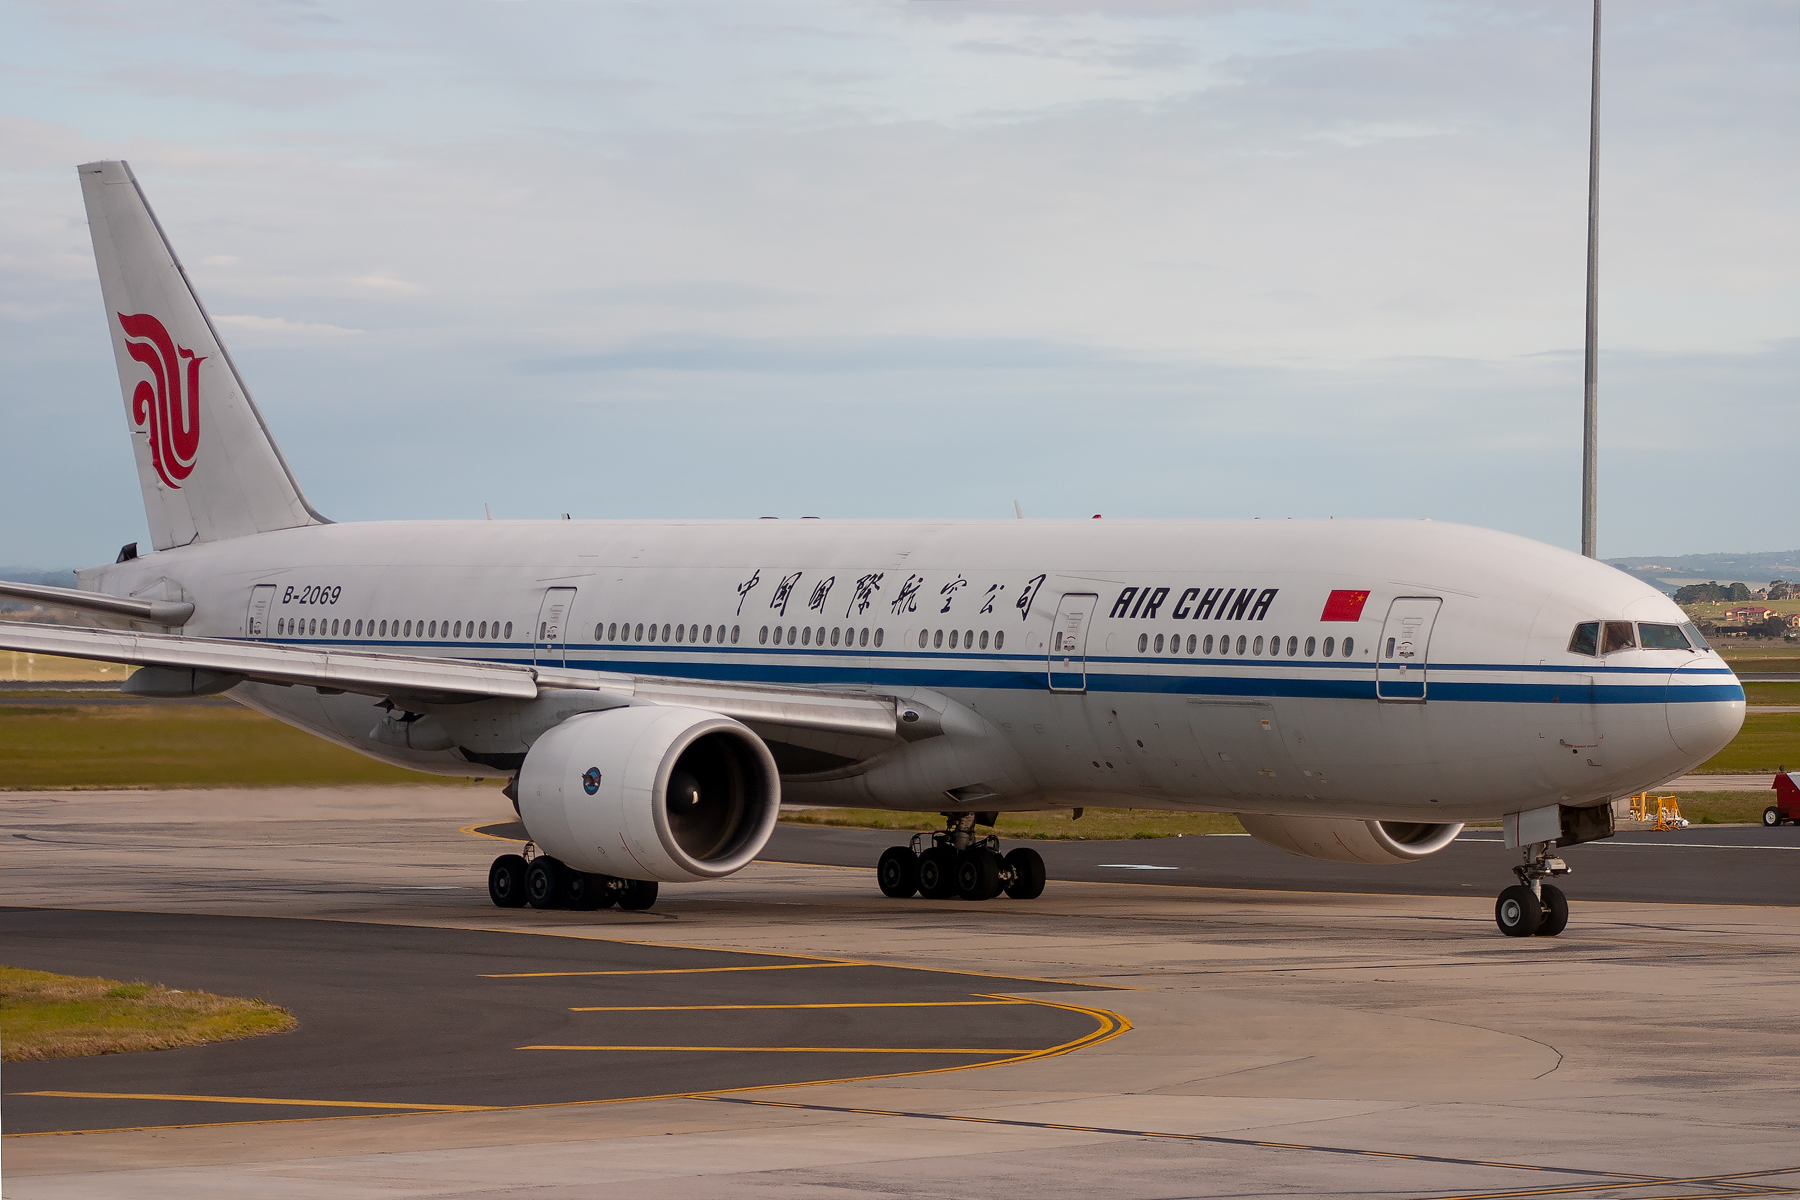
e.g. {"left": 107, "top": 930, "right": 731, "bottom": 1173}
{"left": 517, "top": 705, "right": 780, "bottom": 883}
{"left": 1237, "top": 814, "right": 1462, "bottom": 865}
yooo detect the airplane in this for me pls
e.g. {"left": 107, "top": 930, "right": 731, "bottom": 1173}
{"left": 0, "top": 160, "right": 1745, "bottom": 937}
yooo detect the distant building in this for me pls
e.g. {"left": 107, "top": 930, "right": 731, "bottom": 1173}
{"left": 1727, "top": 606, "right": 1776, "bottom": 622}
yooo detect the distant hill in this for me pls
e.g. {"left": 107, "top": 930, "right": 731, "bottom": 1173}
{"left": 1606, "top": 550, "right": 1800, "bottom": 596}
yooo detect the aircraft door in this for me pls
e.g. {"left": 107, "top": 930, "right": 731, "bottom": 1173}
{"left": 245, "top": 584, "right": 276, "bottom": 638}
{"left": 534, "top": 587, "right": 577, "bottom": 667}
{"left": 1047, "top": 593, "right": 1098, "bottom": 693}
{"left": 1376, "top": 597, "right": 1442, "bottom": 701}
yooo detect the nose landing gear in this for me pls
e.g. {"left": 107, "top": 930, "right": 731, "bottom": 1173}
{"left": 1495, "top": 842, "right": 1571, "bottom": 937}
{"left": 876, "top": 812, "right": 1046, "bottom": 902}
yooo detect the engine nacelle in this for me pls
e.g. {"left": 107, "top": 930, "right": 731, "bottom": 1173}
{"left": 518, "top": 705, "right": 780, "bottom": 883}
{"left": 1237, "top": 814, "right": 1463, "bottom": 865}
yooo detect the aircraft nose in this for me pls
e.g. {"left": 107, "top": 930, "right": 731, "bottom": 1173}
{"left": 1666, "top": 658, "right": 1745, "bottom": 761}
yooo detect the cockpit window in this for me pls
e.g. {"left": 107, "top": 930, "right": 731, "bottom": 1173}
{"left": 1639, "top": 623, "right": 1692, "bottom": 650}
{"left": 1681, "top": 621, "right": 1711, "bottom": 651}
{"left": 1568, "top": 622, "right": 1599, "bottom": 657}
{"left": 1601, "top": 621, "right": 1635, "bottom": 654}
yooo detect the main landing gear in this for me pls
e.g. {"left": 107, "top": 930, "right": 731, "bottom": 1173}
{"left": 488, "top": 847, "right": 658, "bottom": 912}
{"left": 1494, "top": 841, "right": 1571, "bottom": 938}
{"left": 876, "top": 812, "right": 1047, "bottom": 902}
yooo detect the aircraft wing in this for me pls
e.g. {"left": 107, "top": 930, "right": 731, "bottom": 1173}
{"left": 0, "top": 620, "right": 899, "bottom": 739}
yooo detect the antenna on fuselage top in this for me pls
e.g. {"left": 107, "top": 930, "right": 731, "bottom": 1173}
{"left": 484, "top": 503, "right": 494, "bottom": 521}
{"left": 1014, "top": 500, "right": 1025, "bottom": 519}
{"left": 1580, "top": 0, "right": 1602, "bottom": 558}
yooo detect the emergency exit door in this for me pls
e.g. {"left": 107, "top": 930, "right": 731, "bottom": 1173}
{"left": 1376, "top": 596, "right": 1441, "bottom": 701}
{"left": 534, "top": 587, "right": 577, "bottom": 667}
{"left": 1047, "top": 593, "right": 1097, "bottom": 693}
{"left": 245, "top": 585, "right": 275, "bottom": 638}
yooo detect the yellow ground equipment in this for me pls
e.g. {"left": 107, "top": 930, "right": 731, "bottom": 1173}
{"left": 1627, "top": 792, "right": 1689, "bottom": 831}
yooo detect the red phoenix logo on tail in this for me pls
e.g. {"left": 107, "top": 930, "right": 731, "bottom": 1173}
{"left": 118, "top": 312, "right": 204, "bottom": 489}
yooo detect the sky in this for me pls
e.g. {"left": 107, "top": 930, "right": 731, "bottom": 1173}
{"left": 1, "top": 0, "right": 1793, "bottom": 568}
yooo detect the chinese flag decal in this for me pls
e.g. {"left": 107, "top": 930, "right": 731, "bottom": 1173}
{"left": 1320, "top": 590, "right": 1370, "bottom": 622}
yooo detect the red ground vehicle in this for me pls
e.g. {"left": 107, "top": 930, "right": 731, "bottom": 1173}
{"left": 1765, "top": 770, "right": 1799, "bottom": 827}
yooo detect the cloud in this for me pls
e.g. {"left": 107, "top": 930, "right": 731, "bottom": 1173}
{"left": 97, "top": 66, "right": 375, "bottom": 109}
{"left": 214, "top": 314, "right": 364, "bottom": 338}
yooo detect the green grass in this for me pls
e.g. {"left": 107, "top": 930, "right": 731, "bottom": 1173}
{"left": 1745, "top": 681, "right": 1800, "bottom": 705}
{"left": 1694, "top": 711, "right": 1800, "bottom": 774}
{"left": 780, "top": 807, "right": 1245, "bottom": 839}
{"left": 1664, "top": 792, "right": 1785, "bottom": 825}
{"left": 0, "top": 703, "right": 445, "bottom": 789}
{"left": 0, "top": 966, "right": 295, "bottom": 1061}
{"left": 1719, "top": 645, "right": 1800, "bottom": 674}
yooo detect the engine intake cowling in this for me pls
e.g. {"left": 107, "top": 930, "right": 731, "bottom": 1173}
{"left": 518, "top": 705, "right": 780, "bottom": 883}
{"left": 1237, "top": 814, "right": 1462, "bottom": 865}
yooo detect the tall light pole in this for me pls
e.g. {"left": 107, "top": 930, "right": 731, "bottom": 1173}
{"left": 1581, "top": 0, "right": 1601, "bottom": 558}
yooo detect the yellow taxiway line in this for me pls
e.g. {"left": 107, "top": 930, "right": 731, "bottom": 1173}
{"left": 17, "top": 1091, "right": 492, "bottom": 1113}
{"left": 568, "top": 999, "right": 1026, "bottom": 1012}
{"left": 481, "top": 962, "right": 857, "bottom": 978}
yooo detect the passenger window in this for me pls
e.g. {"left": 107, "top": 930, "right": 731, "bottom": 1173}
{"left": 648, "top": 624, "right": 659, "bottom": 643}
{"left": 992, "top": 631, "right": 1001, "bottom": 649}
{"left": 664, "top": 624, "right": 673, "bottom": 642}
{"left": 731, "top": 625, "right": 740, "bottom": 643}
{"left": 633, "top": 623, "right": 643, "bottom": 641}
{"left": 1342, "top": 636, "right": 1353, "bottom": 656}
{"left": 504, "top": 622, "right": 513, "bottom": 639}
{"left": 1186, "top": 634, "right": 1196, "bottom": 654}
{"left": 691, "top": 625, "right": 700, "bottom": 643}
{"left": 934, "top": 629, "right": 944, "bottom": 649}
{"left": 1153, "top": 634, "right": 1164, "bottom": 653}
{"left": 1304, "top": 636, "right": 1315, "bottom": 657}
{"left": 607, "top": 623, "right": 617, "bottom": 640}
{"left": 802, "top": 627, "right": 812, "bottom": 646}
{"left": 760, "top": 626, "right": 770, "bottom": 644}
{"left": 831, "top": 628, "right": 840, "bottom": 646}
{"left": 676, "top": 625, "right": 686, "bottom": 643}
{"left": 1269, "top": 635, "right": 1279, "bottom": 657}
{"left": 1286, "top": 636, "right": 1297, "bottom": 656}
{"left": 979, "top": 630, "right": 988, "bottom": 649}
{"left": 1601, "top": 621, "right": 1635, "bottom": 654}
{"left": 1639, "top": 623, "right": 1691, "bottom": 650}
{"left": 1203, "top": 635, "right": 1213, "bottom": 655}
{"left": 1568, "top": 622, "right": 1599, "bottom": 656}
{"left": 1138, "top": 633, "right": 1148, "bottom": 653}
{"left": 1321, "top": 636, "right": 1332, "bottom": 656}
{"left": 703, "top": 625, "right": 713, "bottom": 644}
{"left": 1253, "top": 636, "right": 1264, "bottom": 655}
{"left": 1235, "top": 635, "right": 1247, "bottom": 654}
{"left": 861, "top": 628, "right": 871, "bottom": 647}
{"left": 874, "top": 628, "right": 884, "bottom": 647}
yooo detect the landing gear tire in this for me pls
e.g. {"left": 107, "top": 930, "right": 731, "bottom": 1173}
{"left": 917, "top": 848, "right": 960, "bottom": 900}
{"left": 1495, "top": 884, "right": 1542, "bottom": 937}
{"left": 956, "top": 849, "right": 1003, "bottom": 901}
{"left": 1003, "top": 847, "right": 1046, "bottom": 900}
{"left": 565, "top": 872, "right": 616, "bottom": 911}
{"left": 1535, "top": 883, "right": 1569, "bottom": 937}
{"left": 618, "top": 879, "right": 659, "bottom": 911}
{"left": 526, "top": 856, "right": 564, "bottom": 910}
{"left": 488, "top": 854, "right": 528, "bottom": 908}
{"left": 1766, "top": 807, "right": 1782, "bottom": 827}
{"left": 877, "top": 847, "right": 920, "bottom": 898}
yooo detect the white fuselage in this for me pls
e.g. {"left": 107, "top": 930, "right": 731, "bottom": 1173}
{"left": 86, "top": 516, "right": 1744, "bottom": 823}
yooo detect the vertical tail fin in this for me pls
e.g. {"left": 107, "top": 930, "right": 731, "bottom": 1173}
{"left": 79, "top": 160, "right": 326, "bottom": 550}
